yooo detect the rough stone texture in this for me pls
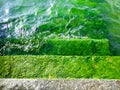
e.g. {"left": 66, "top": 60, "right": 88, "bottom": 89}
{"left": 0, "top": 79, "right": 120, "bottom": 90}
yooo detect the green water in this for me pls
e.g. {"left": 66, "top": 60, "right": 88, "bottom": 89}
{"left": 101, "top": 0, "right": 120, "bottom": 55}
{"left": 0, "top": 0, "right": 120, "bottom": 55}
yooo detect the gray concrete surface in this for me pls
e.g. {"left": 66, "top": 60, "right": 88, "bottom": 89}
{"left": 0, "top": 79, "right": 120, "bottom": 90}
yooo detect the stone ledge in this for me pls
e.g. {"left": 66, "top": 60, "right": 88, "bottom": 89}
{"left": 0, "top": 79, "right": 120, "bottom": 90}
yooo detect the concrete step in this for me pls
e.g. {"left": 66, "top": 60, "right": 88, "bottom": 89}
{"left": 0, "top": 79, "right": 120, "bottom": 90}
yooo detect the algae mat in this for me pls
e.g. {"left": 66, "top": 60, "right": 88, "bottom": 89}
{"left": 0, "top": 55, "right": 120, "bottom": 79}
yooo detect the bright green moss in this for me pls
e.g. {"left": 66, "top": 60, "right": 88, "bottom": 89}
{"left": 1, "top": 39, "right": 111, "bottom": 55}
{"left": 0, "top": 55, "right": 120, "bottom": 79}
{"left": 41, "top": 39, "right": 110, "bottom": 55}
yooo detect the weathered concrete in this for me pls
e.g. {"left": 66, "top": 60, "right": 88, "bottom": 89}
{"left": 0, "top": 79, "right": 120, "bottom": 90}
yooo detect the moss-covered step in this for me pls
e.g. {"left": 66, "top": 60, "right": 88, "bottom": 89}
{"left": 0, "top": 55, "right": 120, "bottom": 79}
{"left": 41, "top": 39, "right": 110, "bottom": 55}
{"left": 3, "top": 39, "right": 111, "bottom": 55}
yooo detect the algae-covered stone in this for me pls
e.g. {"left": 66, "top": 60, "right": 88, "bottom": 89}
{"left": 0, "top": 56, "right": 120, "bottom": 78}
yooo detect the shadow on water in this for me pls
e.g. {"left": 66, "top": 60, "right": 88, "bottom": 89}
{"left": 101, "top": 0, "right": 120, "bottom": 55}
